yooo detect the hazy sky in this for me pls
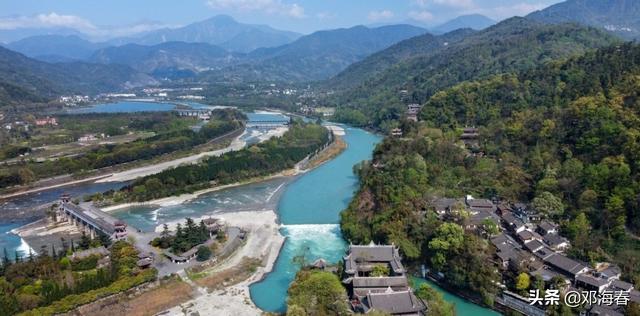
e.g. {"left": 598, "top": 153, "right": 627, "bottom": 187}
{"left": 0, "top": 0, "right": 563, "bottom": 35}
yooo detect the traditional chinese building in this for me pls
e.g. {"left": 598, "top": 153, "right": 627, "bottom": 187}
{"left": 343, "top": 242, "right": 426, "bottom": 315}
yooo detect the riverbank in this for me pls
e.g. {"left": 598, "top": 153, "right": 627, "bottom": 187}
{"left": 101, "top": 173, "right": 291, "bottom": 212}
{"left": 162, "top": 210, "right": 284, "bottom": 316}
{"left": 0, "top": 174, "right": 113, "bottom": 201}
{"left": 0, "top": 127, "right": 245, "bottom": 201}
{"left": 101, "top": 127, "right": 345, "bottom": 213}
{"left": 95, "top": 127, "right": 250, "bottom": 183}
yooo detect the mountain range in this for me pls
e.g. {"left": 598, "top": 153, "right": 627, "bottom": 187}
{"left": 527, "top": 0, "right": 640, "bottom": 39}
{"left": 5, "top": 35, "right": 109, "bottom": 62}
{"left": 0, "top": 46, "right": 156, "bottom": 105}
{"left": 430, "top": 14, "right": 495, "bottom": 34}
{"left": 328, "top": 17, "right": 619, "bottom": 126}
{"left": 89, "top": 42, "right": 242, "bottom": 79}
{"left": 198, "top": 24, "right": 427, "bottom": 82}
{"left": 0, "top": 0, "right": 637, "bottom": 109}
{"left": 116, "top": 15, "right": 301, "bottom": 53}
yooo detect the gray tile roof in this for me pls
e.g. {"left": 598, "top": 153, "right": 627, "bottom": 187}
{"left": 345, "top": 244, "right": 405, "bottom": 275}
{"left": 589, "top": 304, "right": 623, "bottom": 316}
{"left": 466, "top": 198, "right": 495, "bottom": 209}
{"left": 545, "top": 254, "right": 587, "bottom": 276}
{"left": 525, "top": 240, "right": 545, "bottom": 253}
{"left": 533, "top": 246, "right": 555, "bottom": 260}
{"left": 502, "top": 212, "right": 525, "bottom": 229}
{"left": 538, "top": 220, "right": 557, "bottom": 234}
{"left": 469, "top": 209, "right": 500, "bottom": 226}
{"left": 366, "top": 289, "right": 426, "bottom": 315}
{"left": 601, "top": 265, "right": 622, "bottom": 279}
{"left": 431, "top": 198, "right": 462, "bottom": 213}
{"left": 352, "top": 276, "right": 409, "bottom": 288}
{"left": 576, "top": 273, "right": 610, "bottom": 288}
{"left": 63, "top": 202, "right": 117, "bottom": 234}
{"left": 543, "top": 234, "right": 568, "bottom": 248}
{"left": 611, "top": 279, "right": 634, "bottom": 292}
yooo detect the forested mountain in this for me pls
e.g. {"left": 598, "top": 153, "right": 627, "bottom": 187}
{"left": 4, "top": 35, "right": 109, "bottom": 61}
{"left": 527, "top": 0, "right": 640, "bottom": 39}
{"left": 431, "top": 14, "right": 495, "bottom": 34}
{"left": 0, "top": 46, "right": 156, "bottom": 103}
{"left": 199, "top": 24, "right": 427, "bottom": 83}
{"left": 326, "top": 28, "right": 476, "bottom": 90}
{"left": 89, "top": 42, "right": 242, "bottom": 79}
{"left": 0, "top": 81, "right": 47, "bottom": 106}
{"left": 118, "top": 15, "right": 301, "bottom": 53}
{"left": 341, "top": 42, "right": 640, "bottom": 303}
{"left": 330, "top": 17, "right": 619, "bottom": 128}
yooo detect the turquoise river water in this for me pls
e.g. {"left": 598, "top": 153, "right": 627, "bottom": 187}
{"left": 0, "top": 101, "right": 499, "bottom": 315}
{"left": 249, "top": 126, "right": 499, "bottom": 315}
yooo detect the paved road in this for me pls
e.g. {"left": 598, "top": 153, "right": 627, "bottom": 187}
{"left": 135, "top": 226, "right": 241, "bottom": 277}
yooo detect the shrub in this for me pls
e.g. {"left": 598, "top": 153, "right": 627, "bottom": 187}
{"left": 196, "top": 246, "right": 211, "bottom": 262}
{"left": 19, "top": 269, "right": 157, "bottom": 316}
{"left": 70, "top": 255, "right": 99, "bottom": 271}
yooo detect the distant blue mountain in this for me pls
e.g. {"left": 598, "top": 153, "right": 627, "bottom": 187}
{"left": 527, "top": 0, "right": 640, "bottom": 39}
{"left": 431, "top": 14, "right": 496, "bottom": 34}
{"left": 5, "top": 35, "right": 108, "bottom": 61}
{"left": 117, "top": 15, "right": 301, "bottom": 53}
{"left": 89, "top": 41, "right": 242, "bottom": 78}
{"left": 199, "top": 24, "right": 428, "bottom": 82}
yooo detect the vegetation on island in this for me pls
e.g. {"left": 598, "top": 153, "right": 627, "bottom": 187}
{"left": 150, "top": 219, "right": 218, "bottom": 255}
{"left": 286, "top": 270, "right": 348, "bottom": 316}
{"left": 95, "top": 121, "right": 330, "bottom": 202}
{"left": 340, "top": 43, "right": 640, "bottom": 307}
{"left": 0, "top": 109, "right": 244, "bottom": 188}
{"left": 0, "top": 240, "right": 155, "bottom": 316}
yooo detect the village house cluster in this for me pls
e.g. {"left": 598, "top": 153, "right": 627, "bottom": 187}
{"left": 432, "top": 196, "right": 640, "bottom": 315}
{"left": 59, "top": 95, "right": 90, "bottom": 106}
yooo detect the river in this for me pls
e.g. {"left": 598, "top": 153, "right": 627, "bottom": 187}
{"left": 247, "top": 126, "right": 499, "bottom": 315}
{"left": 0, "top": 101, "right": 498, "bottom": 315}
{"left": 0, "top": 101, "right": 284, "bottom": 257}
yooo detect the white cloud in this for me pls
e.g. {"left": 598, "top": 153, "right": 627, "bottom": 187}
{"left": 368, "top": 10, "right": 395, "bottom": 22}
{"left": 494, "top": 3, "right": 547, "bottom": 17}
{"left": 206, "top": 0, "right": 305, "bottom": 18}
{"left": 414, "top": 0, "right": 476, "bottom": 10}
{"left": 408, "top": 10, "right": 435, "bottom": 23}
{"left": 0, "top": 13, "right": 174, "bottom": 40}
{"left": 103, "top": 22, "right": 176, "bottom": 38}
{"left": 0, "top": 12, "right": 96, "bottom": 32}
{"left": 468, "top": 2, "right": 548, "bottom": 20}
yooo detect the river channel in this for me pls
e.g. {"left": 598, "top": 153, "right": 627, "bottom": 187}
{"left": 0, "top": 101, "right": 498, "bottom": 315}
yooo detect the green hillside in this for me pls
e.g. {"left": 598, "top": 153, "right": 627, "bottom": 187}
{"left": 341, "top": 43, "right": 640, "bottom": 295}
{"left": 330, "top": 18, "right": 619, "bottom": 129}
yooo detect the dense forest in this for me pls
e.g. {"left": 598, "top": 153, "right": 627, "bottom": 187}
{"left": 329, "top": 18, "right": 618, "bottom": 130}
{"left": 0, "top": 109, "right": 245, "bottom": 188}
{"left": 340, "top": 43, "right": 640, "bottom": 305}
{"left": 96, "top": 121, "right": 330, "bottom": 202}
{"left": 0, "top": 241, "right": 155, "bottom": 316}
